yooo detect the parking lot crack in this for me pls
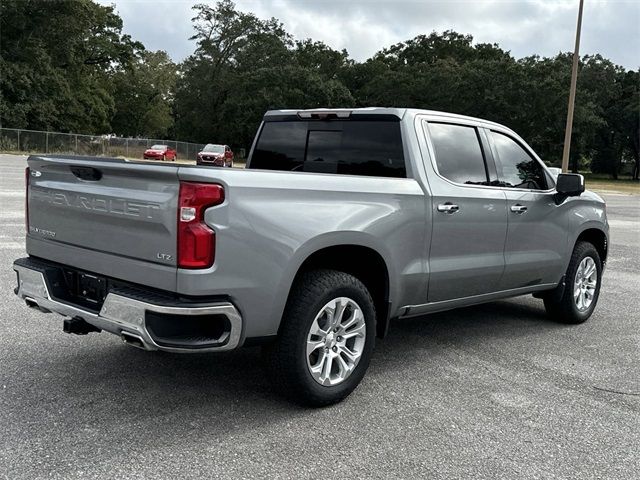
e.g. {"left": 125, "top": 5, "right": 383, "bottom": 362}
{"left": 592, "top": 386, "right": 640, "bottom": 397}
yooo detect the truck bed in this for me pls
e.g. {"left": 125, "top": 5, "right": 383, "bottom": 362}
{"left": 24, "top": 153, "right": 426, "bottom": 339}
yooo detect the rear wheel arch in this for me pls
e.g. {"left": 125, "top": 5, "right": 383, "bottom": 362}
{"left": 286, "top": 244, "right": 391, "bottom": 338}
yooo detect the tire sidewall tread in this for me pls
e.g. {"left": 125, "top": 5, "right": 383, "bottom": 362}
{"left": 545, "top": 241, "right": 602, "bottom": 324}
{"left": 264, "top": 269, "right": 376, "bottom": 407}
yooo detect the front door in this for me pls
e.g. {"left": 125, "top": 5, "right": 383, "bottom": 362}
{"left": 422, "top": 120, "right": 508, "bottom": 302}
{"left": 486, "top": 129, "right": 568, "bottom": 289}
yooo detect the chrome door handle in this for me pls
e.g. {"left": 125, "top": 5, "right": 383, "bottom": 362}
{"left": 510, "top": 204, "right": 527, "bottom": 214}
{"left": 437, "top": 203, "right": 459, "bottom": 214}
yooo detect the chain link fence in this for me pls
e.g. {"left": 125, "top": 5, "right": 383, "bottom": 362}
{"left": 0, "top": 128, "right": 207, "bottom": 161}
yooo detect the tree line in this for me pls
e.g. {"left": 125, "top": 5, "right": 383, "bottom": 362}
{"left": 1, "top": 0, "right": 638, "bottom": 178}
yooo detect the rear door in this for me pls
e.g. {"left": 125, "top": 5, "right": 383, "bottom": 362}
{"left": 421, "top": 120, "right": 508, "bottom": 302}
{"left": 486, "top": 129, "right": 568, "bottom": 289}
{"left": 27, "top": 155, "right": 180, "bottom": 269}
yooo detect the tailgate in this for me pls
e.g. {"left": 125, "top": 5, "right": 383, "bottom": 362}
{"left": 27, "top": 155, "right": 179, "bottom": 270}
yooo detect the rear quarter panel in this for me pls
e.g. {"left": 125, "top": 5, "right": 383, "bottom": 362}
{"left": 176, "top": 166, "right": 427, "bottom": 340}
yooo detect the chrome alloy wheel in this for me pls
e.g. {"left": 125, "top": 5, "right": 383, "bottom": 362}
{"left": 306, "top": 297, "right": 366, "bottom": 386}
{"left": 574, "top": 256, "right": 597, "bottom": 311}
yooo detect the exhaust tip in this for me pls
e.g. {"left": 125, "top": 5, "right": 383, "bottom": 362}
{"left": 121, "top": 331, "right": 148, "bottom": 350}
{"left": 25, "top": 297, "right": 51, "bottom": 314}
{"left": 25, "top": 298, "right": 38, "bottom": 308}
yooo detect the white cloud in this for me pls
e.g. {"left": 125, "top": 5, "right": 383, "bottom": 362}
{"left": 100, "top": 0, "right": 640, "bottom": 68}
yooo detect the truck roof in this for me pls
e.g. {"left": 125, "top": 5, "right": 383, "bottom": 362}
{"left": 264, "top": 107, "right": 406, "bottom": 118}
{"left": 264, "top": 107, "right": 509, "bottom": 131}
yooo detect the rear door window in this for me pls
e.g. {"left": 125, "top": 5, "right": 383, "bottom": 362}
{"left": 427, "top": 123, "right": 488, "bottom": 185}
{"left": 250, "top": 120, "right": 406, "bottom": 178}
{"left": 490, "top": 131, "right": 548, "bottom": 190}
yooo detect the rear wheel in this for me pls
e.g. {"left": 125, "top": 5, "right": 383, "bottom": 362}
{"left": 264, "top": 269, "right": 376, "bottom": 407}
{"left": 544, "top": 241, "right": 602, "bottom": 324}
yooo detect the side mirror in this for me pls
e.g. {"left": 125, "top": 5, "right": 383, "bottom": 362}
{"left": 556, "top": 173, "right": 585, "bottom": 197}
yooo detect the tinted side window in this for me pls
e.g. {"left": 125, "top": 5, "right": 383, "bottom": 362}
{"left": 427, "top": 123, "right": 488, "bottom": 185}
{"left": 490, "top": 131, "right": 548, "bottom": 190}
{"left": 250, "top": 120, "right": 406, "bottom": 178}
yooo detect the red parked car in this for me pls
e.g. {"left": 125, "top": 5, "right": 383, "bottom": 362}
{"left": 196, "top": 144, "right": 233, "bottom": 167}
{"left": 143, "top": 144, "right": 177, "bottom": 161}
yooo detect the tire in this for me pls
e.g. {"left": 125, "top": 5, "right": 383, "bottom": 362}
{"left": 263, "top": 269, "right": 376, "bottom": 407}
{"left": 544, "top": 241, "right": 602, "bottom": 324}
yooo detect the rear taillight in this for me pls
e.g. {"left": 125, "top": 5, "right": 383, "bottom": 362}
{"left": 25, "top": 167, "right": 30, "bottom": 233}
{"left": 177, "top": 182, "right": 224, "bottom": 269}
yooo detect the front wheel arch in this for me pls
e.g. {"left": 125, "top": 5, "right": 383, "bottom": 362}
{"left": 575, "top": 228, "right": 608, "bottom": 267}
{"left": 544, "top": 240, "right": 602, "bottom": 324}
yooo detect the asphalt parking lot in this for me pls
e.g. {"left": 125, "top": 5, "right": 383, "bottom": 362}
{"left": 0, "top": 153, "right": 638, "bottom": 479}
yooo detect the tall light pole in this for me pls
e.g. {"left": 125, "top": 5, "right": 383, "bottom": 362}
{"left": 561, "top": 0, "right": 585, "bottom": 173}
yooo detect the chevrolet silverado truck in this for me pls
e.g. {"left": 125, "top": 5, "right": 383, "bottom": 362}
{"left": 13, "top": 108, "right": 608, "bottom": 406}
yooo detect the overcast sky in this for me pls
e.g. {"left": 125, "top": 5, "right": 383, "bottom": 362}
{"left": 100, "top": 0, "right": 639, "bottom": 69}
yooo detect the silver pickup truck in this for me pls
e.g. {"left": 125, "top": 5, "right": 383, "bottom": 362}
{"left": 13, "top": 108, "right": 608, "bottom": 406}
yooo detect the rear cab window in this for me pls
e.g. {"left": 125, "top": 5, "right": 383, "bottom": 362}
{"left": 248, "top": 117, "right": 406, "bottom": 178}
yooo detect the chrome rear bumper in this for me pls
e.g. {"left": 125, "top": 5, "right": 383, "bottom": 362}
{"left": 14, "top": 262, "right": 242, "bottom": 353}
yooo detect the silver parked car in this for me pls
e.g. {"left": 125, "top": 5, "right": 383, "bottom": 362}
{"left": 14, "top": 108, "right": 608, "bottom": 406}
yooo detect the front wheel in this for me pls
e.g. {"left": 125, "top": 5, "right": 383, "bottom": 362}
{"left": 264, "top": 269, "right": 376, "bottom": 407}
{"left": 544, "top": 241, "right": 602, "bottom": 324}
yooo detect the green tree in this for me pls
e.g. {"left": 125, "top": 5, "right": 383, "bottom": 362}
{"left": 0, "top": 0, "right": 141, "bottom": 133}
{"left": 5, "top": 0, "right": 633, "bottom": 175}
{"left": 347, "top": 32, "right": 636, "bottom": 177}
{"left": 111, "top": 51, "right": 176, "bottom": 138}
{"left": 294, "top": 39, "right": 350, "bottom": 80}
{"left": 174, "top": 0, "right": 293, "bottom": 144}
{"left": 174, "top": 1, "right": 354, "bottom": 151}
{"left": 217, "top": 65, "right": 353, "bottom": 148}
{"left": 622, "top": 70, "right": 640, "bottom": 180}
{"left": 602, "top": 68, "right": 639, "bottom": 180}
